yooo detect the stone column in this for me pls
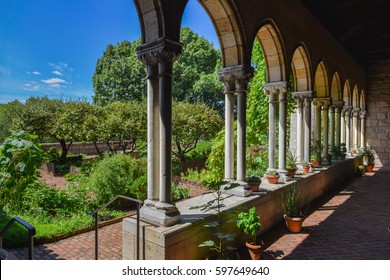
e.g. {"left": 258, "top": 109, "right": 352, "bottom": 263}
{"left": 218, "top": 70, "right": 236, "bottom": 181}
{"left": 352, "top": 108, "right": 361, "bottom": 150}
{"left": 344, "top": 106, "right": 353, "bottom": 152}
{"left": 360, "top": 111, "right": 366, "bottom": 148}
{"left": 137, "top": 38, "right": 182, "bottom": 226}
{"left": 236, "top": 71, "right": 253, "bottom": 181}
{"left": 277, "top": 82, "right": 289, "bottom": 181}
{"left": 321, "top": 99, "right": 331, "bottom": 164}
{"left": 329, "top": 105, "right": 335, "bottom": 149}
{"left": 293, "top": 93, "right": 304, "bottom": 162}
{"left": 146, "top": 64, "right": 160, "bottom": 201}
{"left": 313, "top": 98, "right": 323, "bottom": 143}
{"left": 333, "top": 101, "right": 344, "bottom": 147}
{"left": 340, "top": 107, "right": 347, "bottom": 145}
{"left": 303, "top": 93, "right": 313, "bottom": 162}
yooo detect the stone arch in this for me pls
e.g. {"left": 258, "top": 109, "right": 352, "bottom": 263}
{"left": 352, "top": 85, "right": 359, "bottom": 108}
{"left": 198, "top": 0, "right": 245, "bottom": 67}
{"left": 291, "top": 44, "right": 312, "bottom": 91}
{"left": 314, "top": 60, "right": 329, "bottom": 98}
{"left": 331, "top": 72, "right": 342, "bottom": 101}
{"left": 255, "top": 22, "right": 286, "bottom": 82}
{"left": 343, "top": 79, "right": 351, "bottom": 106}
{"left": 360, "top": 89, "right": 366, "bottom": 111}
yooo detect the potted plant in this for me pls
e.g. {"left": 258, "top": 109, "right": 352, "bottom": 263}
{"left": 310, "top": 140, "right": 323, "bottom": 167}
{"left": 265, "top": 170, "right": 280, "bottom": 184}
{"left": 301, "top": 161, "right": 311, "bottom": 173}
{"left": 236, "top": 207, "right": 263, "bottom": 260}
{"left": 245, "top": 175, "right": 262, "bottom": 192}
{"left": 357, "top": 165, "right": 365, "bottom": 175}
{"left": 361, "top": 146, "right": 375, "bottom": 172}
{"left": 286, "top": 148, "right": 298, "bottom": 177}
{"left": 282, "top": 186, "right": 307, "bottom": 233}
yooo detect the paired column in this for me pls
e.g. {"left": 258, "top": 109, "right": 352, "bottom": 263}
{"left": 333, "top": 101, "right": 344, "bottom": 147}
{"left": 343, "top": 106, "right": 353, "bottom": 152}
{"left": 321, "top": 99, "right": 331, "bottom": 164}
{"left": 329, "top": 105, "right": 335, "bottom": 148}
{"left": 312, "top": 98, "right": 323, "bottom": 143}
{"left": 360, "top": 111, "right": 366, "bottom": 148}
{"left": 137, "top": 38, "right": 183, "bottom": 226}
{"left": 352, "top": 108, "right": 361, "bottom": 150}
{"left": 303, "top": 94, "right": 313, "bottom": 162}
{"left": 218, "top": 66, "right": 253, "bottom": 196}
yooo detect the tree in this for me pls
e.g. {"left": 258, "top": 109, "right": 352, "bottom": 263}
{"left": 92, "top": 39, "right": 146, "bottom": 105}
{"left": 0, "top": 101, "right": 23, "bottom": 142}
{"left": 172, "top": 101, "right": 223, "bottom": 163}
{"left": 92, "top": 28, "right": 224, "bottom": 114}
{"left": 104, "top": 101, "right": 147, "bottom": 153}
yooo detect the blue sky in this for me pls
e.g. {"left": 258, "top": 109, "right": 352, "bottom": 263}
{"left": 0, "top": 0, "right": 219, "bottom": 103}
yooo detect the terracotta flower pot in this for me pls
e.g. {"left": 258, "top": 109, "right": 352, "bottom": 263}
{"left": 302, "top": 165, "right": 310, "bottom": 173}
{"left": 284, "top": 215, "right": 304, "bottom": 233}
{"left": 286, "top": 168, "right": 297, "bottom": 177}
{"left": 247, "top": 182, "right": 260, "bottom": 192}
{"left": 245, "top": 240, "right": 264, "bottom": 260}
{"left": 310, "top": 160, "right": 319, "bottom": 167}
{"left": 365, "top": 165, "right": 374, "bottom": 172}
{"left": 265, "top": 175, "right": 280, "bottom": 184}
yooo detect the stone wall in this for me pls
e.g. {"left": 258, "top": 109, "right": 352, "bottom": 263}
{"left": 366, "top": 59, "right": 390, "bottom": 166}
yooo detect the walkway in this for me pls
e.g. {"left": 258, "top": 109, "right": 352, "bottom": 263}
{"left": 7, "top": 165, "right": 390, "bottom": 260}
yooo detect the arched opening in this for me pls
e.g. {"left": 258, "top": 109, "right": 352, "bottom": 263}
{"left": 256, "top": 23, "right": 286, "bottom": 82}
{"left": 352, "top": 85, "right": 359, "bottom": 108}
{"left": 343, "top": 79, "right": 351, "bottom": 106}
{"left": 331, "top": 72, "right": 342, "bottom": 101}
{"left": 360, "top": 89, "right": 366, "bottom": 111}
{"left": 314, "top": 60, "right": 329, "bottom": 98}
{"left": 291, "top": 45, "right": 312, "bottom": 91}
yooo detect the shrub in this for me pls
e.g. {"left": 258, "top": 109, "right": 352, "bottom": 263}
{"left": 129, "top": 175, "right": 147, "bottom": 201}
{"left": 88, "top": 154, "right": 144, "bottom": 204}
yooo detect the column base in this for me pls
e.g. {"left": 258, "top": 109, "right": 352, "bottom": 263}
{"left": 220, "top": 181, "right": 253, "bottom": 197}
{"left": 277, "top": 169, "right": 290, "bottom": 183}
{"left": 140, "top": 200, "right": 180, "bottom": 227}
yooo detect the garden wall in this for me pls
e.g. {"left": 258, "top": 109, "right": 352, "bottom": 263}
{"left": 122, "top": 157, "right": 361, "bottom": 260}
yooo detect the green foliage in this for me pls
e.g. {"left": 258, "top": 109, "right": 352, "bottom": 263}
{"left": 286, "top": 148, "right": 298, "bottom": 169}
{"left": 185, "top": 141, "right": 212, "bottom": 162}
{"left": 245, "top": 176, "right": 261, "bottom": 183}
{"left": 172, "top": 102, "right": 222, "bottom": 163}
{"left": 282, "top": 186, "right": 306, "bottom": 218}
{"left": 93, "top": 39, "right": 146, "bottom": 105}
{"left": 0, "top": 101, "right": 23, "bottom": 142}
{"left": 88, "top": 154, "right": 145, "bottom": 204}
{"left": 265, "top": 170, "right": 279, "bottom": 176}
{"left": 0, "top": 131, "right": 43, "bottom": 209}
{"left": 311, "top": 140, "right": 323, "bottom": 161}
{"left": 359, "top": 146, "right": 375, "bottom": 165}
{"left": 104, "top": 100, "right": 147, "bottom": 153}
{"left": 190, "top": 180, "right": 238, "bottom": 259}
{"left": 172, "top": 184, "right": 190, "bottom": 201}
{"left": 237, "top": 207, "right": 261, "bottom": 244}
{"left": 129, "top": 175, "right": 147, "bottom": 201}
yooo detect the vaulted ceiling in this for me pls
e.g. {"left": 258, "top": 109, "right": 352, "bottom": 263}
{"left": 301, "top": 0, "right": 390, "bottom": 67}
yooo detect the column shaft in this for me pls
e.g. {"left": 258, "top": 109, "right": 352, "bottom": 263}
{"left": 345, "top": 110, "right": 351, "bottom": 152}
{"left": 322, "top": 105, "right": 329, "bottom": 160}
{"left": 304, "top": 97, "right": 312, "bottom": 162}
{"left": 268, "top": 92, "right": 277, "bottom": 171}
{"left": 296, "top": 98, "right": 304, "bottom": 162}
{"left": 237, "top": 92, "right": 246, "bottom": 181}
{"left": 278, "top": 91, "right": 287, "bottom": 173}
{"left": 329, "top": 106, "right": 335, "bottom": 148}
{"left": 335, "top": 107, "right": 341, "bottom": 147}
{"left": 360, "top": 112, "right": 366, "bottom": 148}
{"left": 147, "top": 64, "right": 159, "bottom": 200}
{"left": 225, "top": 93, "right": 235, "bottom": 180}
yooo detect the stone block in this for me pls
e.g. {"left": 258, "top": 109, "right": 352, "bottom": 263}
{"left": 377, "top": 113, "right": 387, "bottom": 119}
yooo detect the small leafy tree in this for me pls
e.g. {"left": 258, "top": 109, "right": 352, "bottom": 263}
{"left": 0, "top": 131, "right": 43, "bottom": 209}
{"left": 0, "top": 101, "right": 23, "bottom": 142}
{"left": 172, "top": 101, "right": 222, "bottom": 164}
{"left": 236, "top": 207, "right": 261, "bottom": 245}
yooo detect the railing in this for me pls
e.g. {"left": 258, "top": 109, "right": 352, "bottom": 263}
{"left": 93, "top": 195, "right": 143, "bottom": 260}
{"left": 0, "top": 217, "right": 36, "bottom": 260}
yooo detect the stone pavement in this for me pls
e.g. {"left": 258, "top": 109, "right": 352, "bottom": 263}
{"left": 6, "top": 165, "right": 390, "bottom": 260}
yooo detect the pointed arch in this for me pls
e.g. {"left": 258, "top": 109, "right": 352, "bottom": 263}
{"left": 291, "top": 44, "right": 312, "bottom": 91}
{"left": 360, "top": 89, "right": 366, "bottom": 111}
{"left": 352, "top": 85, "right": 359, "bottom": 108}
{"left": 255, "top": 22, "right": 286, "bottom": 82}
{"left": 314, "top": 60, "right": 329, "bottom": 98}
{"left": 331, "top": 72, "right": 342, "bottom": 101}
{"left": 343, "top": 79, "right": 351, "bottom": 106}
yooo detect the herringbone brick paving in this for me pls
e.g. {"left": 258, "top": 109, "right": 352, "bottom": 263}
{"left": 7, "top": 165, "right": 390, "bottom": 260}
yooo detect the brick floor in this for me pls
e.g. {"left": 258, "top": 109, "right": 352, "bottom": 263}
{"left": 7, "top": 165, "right": 390, "bottom": 260}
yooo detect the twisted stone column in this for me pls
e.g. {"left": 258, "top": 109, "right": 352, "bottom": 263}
{"left": 360, "top": 111, "right": 367, "bottom": 148}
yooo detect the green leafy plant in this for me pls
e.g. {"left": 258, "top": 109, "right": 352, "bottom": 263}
{"left": 301, "top": 160, "right": 310, "bottom": 166}
{"left": 359, "top": 146, "right": 375, "bottom": 165}
{"left": 172, "top": 184, "right": 190, "bottom": 201}
{"left": 286, "top": 148, "right": 298, "bottom": 169}
{"left": 190, "top": 180, "right": 238, "bottom": 259}
{"left": 283, "top": 186, "right": 307, "bottom": 218}
{"left": 236, "top": 207, "right": 261, "bottom": 245}
{"left": 265, "top": 170, "right": 279, "bottom": 177}
{"left": 245, "top": 175, "right": 261, "bottom": 183}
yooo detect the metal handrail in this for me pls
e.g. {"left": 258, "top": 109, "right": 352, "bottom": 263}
{"left": 0, "top": 217, "right": 36, "bottom": 260}
{"left": 93, "top": 195, "right": 143, "bottom": 260}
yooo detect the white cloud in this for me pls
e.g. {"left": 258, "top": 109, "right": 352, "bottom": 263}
{"left": 41, "top": 78, "right": 68, "bottom": 84}
{"left": 52, "top": 70, "right": 63, "bottom": 76}
{"left": 32, "top": 71, "right": 41, "bottom": 75}
{"left": 23, "top": 84, "right": 42, "bottom": 91}
{"left": 49, "top": 84, "right": 66, "bottom": 88}
{"left": 48, "top": 62, "right": 63, "bottom": 71}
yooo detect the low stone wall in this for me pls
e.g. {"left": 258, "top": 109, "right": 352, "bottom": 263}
{"left": 122, "top": 157, "right": 361, "bottom": 260}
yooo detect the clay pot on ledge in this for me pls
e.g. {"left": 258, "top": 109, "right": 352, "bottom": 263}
{"left": 246, "top": 240, "right": 264, "bottom": 260}
{"left": 286, "top": 168, "right": 297, "bottom": 178}
{"left": 365, "top": 164, "right": 374, "bottom": 172}
{"left": 265, "top": 172, "right": 280, "bottom": 184}
{"left": 284, "top": 215, "right": 304, "bottom": 233}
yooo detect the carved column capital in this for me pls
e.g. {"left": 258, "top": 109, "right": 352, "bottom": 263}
{"left": 359, "top": 110, "right": 367, "bottom": 119}
{"left": 218, "top": 65, "right": 254, "bottom": 94}
{"left": 352, "top": 108, "right": 361, "bottom": 117}
{"left": 136, "top": 38, "right": 183, "bottom": 65}
{"left": 332, "top": 100, "right": 345, "bottom": 108}
{"left": 263, "top": 81, "right": 289, "bottom": 95}
{"left": 342, "top": 106, "right": 353, "bottom": 116}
